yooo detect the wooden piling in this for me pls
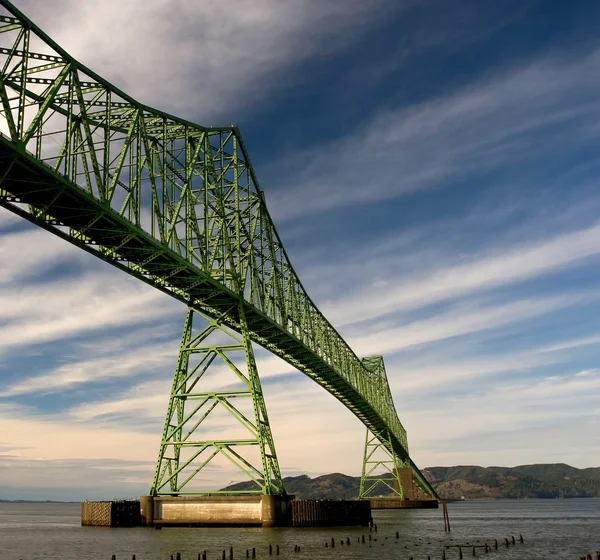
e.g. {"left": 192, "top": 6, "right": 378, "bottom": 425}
{"left": 331, "top": 537, "right": 335, "bottom": 548}
{"left": 472, "top": 546, "right": 476, "bottom": 556}
{"left": 269, "top": 543, "right": 272, "bottom": 555}
{"left": 511, "top": 535, "right": 515, "bottom": 545}
{"left": 442, "top": 502, "right": 451, "bottom": 533}
{"left": 459, "top": 546, "right": 463, "bottom": 558}
{"left": 230, "top": 546, "right": 234, "bottom": 560}
{"left": 252, "top": 548, "right": 256, "bottom": 559}
{"left": 276, "top": 544, "right": 279, "bottom": 555}
{"left": 494, "top": 539, "right": 498, "bottom": 550}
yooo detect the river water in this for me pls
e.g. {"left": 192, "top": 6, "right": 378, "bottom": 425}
{"left": 0, "top": 499, "right": 598, "bottom": 560}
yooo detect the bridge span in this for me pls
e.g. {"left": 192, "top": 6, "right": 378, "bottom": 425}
{"left": 0, "top": 0, "right": 436, "bottom": 507}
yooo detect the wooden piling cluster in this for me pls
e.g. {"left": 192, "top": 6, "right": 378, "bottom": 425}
{"left": 445, "top": 534, "right": 525, "bottom": 556}
{"left": 291, "top": 498, "right": 371, "bottom": 526}
{"left": 579, "top": 551, "right": 600, "bottom": 560}
{"left": 109, "top": 541, "right": 305, "bottom": 560}
{"left": 107, "top": 530, "right": 527, "bottom": 559}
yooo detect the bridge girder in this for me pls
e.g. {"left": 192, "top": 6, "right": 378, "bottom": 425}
{"left": 0, "top": 0, "right": 436, "bottom": 498}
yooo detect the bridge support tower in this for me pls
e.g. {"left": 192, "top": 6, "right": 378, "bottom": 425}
{"left": 150, "top": 303, "right": 285, "bottom": 498}
{"left": 359, "top": 428, "right": 437, "bottom": 508}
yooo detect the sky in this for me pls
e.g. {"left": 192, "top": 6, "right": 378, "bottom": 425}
{"left": 1, "top": 0, "right": 600, "bottom": 500}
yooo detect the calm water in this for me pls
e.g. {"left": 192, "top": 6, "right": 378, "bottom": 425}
{"left": 0, "top": 500, "right": 598, "bottom": 560}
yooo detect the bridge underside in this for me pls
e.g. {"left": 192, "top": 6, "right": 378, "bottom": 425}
{"left": 0, "top": 137, "right": 433, "bottom": 495}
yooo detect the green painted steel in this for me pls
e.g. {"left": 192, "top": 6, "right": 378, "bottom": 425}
{"left": 0, "top": 0, "right": 436, "bottom": 498}
{"left": 359, "top": 427, "right": 406, "bottom": 499}
{"left": 151, "top": 304, "right": 285, "bottom": 496}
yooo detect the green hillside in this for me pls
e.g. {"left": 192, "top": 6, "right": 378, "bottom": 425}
{"left": 424, "top": 463, "right": 600, "bottom": 499}
{"left": 221, "top": 464, "right": 600, "bottom": 500}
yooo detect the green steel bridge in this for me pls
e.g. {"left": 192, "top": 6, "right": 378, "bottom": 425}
{"left": 0, "top": 0, "right": 436, "bottom": 500}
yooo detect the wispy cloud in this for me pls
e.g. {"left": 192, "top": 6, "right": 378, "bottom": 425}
{"left": 349, "top": 293, "right": 590, "bottom": 357}
{"left": 325, "top": 221, "right": 600, "bottom": 327}
{"left": 406, "top": 368, "right": 600, "bottom": 467}
{"left": 10, "top": 0, "right": 400, "bottom": 120}
{"left": 269, "top": 48, "right": 600, "bottom": 220}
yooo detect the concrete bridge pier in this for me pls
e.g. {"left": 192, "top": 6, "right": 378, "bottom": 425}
{"left": 140, "top": 495, "right": 294, "bottom": 527}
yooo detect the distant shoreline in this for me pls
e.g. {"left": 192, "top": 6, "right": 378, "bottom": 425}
{"left": 0, "top": 500, "right": 77, "bottom": 504}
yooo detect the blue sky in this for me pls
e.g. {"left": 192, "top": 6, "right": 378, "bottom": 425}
{"left": 1, "top": 0, "right": 600, "bottom": 500}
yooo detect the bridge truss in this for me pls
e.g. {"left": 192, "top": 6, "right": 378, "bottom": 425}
{"left": 0, "top": 0, "right": 436, "bottom": 498}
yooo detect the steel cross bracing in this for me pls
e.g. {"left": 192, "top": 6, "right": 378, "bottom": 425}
{"left": 0, "top": 0, "right": 436, "bottom": 497}
{"left": 359, "top": 428, "right": 407, "bottom": 499}
{"left": 151, "top": 305, "right": 285, "bottom": 496}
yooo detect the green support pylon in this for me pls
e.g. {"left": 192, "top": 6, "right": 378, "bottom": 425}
{"left": 150, "top": 303, "right": 285, "bottom": 496}
{"left": 359, "top": 427, "right": 407, "bottom": 499}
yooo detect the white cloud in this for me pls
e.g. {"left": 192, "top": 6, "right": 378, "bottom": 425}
{"left": 405, "top": 369, "right": 600, "bottom": 467}
{"left": 8, "top": 0, "right": 398, "bottom": 120}
{"left": 0, "top": 342, "right": 178, "bottom": 397}
{"left": 269, "top": 48, "right": 600, "bottom": 220}
{"left": 0, "top": 223, "right": 78, "bottom": 284}
{"left": 325, "top": 221, "right": 600, "bottom": 327}
{"left": 349, "top": 293, "right": 588, "bottom": 356}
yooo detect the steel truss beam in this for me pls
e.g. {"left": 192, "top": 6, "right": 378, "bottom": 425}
{"left": 359, "top": 428, "right": 407, "bottom": 499}
{"left": 151, "top": 304, "right": 284, "bottom": 496}
{"left": 0, "top": 0, "right": 437, "bottom": 497}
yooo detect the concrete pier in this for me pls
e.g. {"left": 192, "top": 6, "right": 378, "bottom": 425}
{"left": 141, "top": 495, "right": 294, "bottom": 527}
{"left": 84, "top": 496, "right": 372, "bottom": 527}
{"left": 368, "top": 498, "right": 439, "bottom": 509}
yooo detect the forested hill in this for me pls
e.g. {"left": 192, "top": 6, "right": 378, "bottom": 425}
{"left": 221, "top": 464, "right": 600, "bottom": 500}
{"left": 423, "top": 464, "right": 600, "bottom": 499}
